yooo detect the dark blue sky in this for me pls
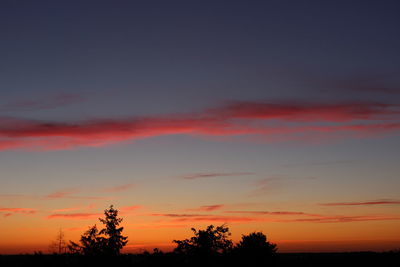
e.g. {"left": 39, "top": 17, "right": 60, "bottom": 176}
{"left": 1, "top": 1, "right": 399, "bottom": 120}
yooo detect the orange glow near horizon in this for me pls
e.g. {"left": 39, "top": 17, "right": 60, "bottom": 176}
{"left": 1, "top": 203, "right": 400, "bottom": 254}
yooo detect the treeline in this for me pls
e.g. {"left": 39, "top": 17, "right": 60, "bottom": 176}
{"left": 61, "top": 205, "right": 278, "bottom": 265}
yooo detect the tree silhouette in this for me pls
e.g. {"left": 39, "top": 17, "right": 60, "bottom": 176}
{"left": 173, "top": 224, "right": 233, "bottom": 257}
{"left": 68, "top": 225, "right": 105, "bottom": 255}
{"left": 49, "top": 228, "right": 67, "bottom": 254}
{"left": 67, "top": 205, "right": 127, "bottom": 256}
{"left": 234, "top": 231, "right": 277, "bottom": 264}
{"left": 99, "top": 205, "right": 128, "bottom": 255}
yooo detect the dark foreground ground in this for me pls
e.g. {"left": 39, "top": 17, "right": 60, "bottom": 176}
{"left": 1, "top": 251, "right": 399, "bottom": 267}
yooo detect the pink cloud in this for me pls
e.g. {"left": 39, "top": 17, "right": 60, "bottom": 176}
{"left": 0, "top": 100, "right": 398, "bottom": 151}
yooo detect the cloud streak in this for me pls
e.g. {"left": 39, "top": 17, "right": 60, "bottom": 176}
{"left": 320, "top": 200, "right": 400, "bottom": 206}
{"left": 45, "top": 188, "right": 108, "bottom": 200}
{"left": 46, "top": 188, "right": 79, "bottom": 199}
{"left": 47, "top": 213, "right": 101, "bottom": 220}
{"left": 170, "top": 215, "right": 259, "bottom": 223}
{"left": 224, "top": 210, "right": 311, "bottom": 216}
{"left": 278, "top": 215, "right": 400, "bottom": 223}
{"left": 1, "top": 93, "right": 86, "bottom": 112}
{"left": 0, "top": 207, "right": 37, "bottom": 218}
{"left": 187, "top": 205, "right": 225, "bottom": 211}
{"left": 120, "top": 205, "right": 142, "bottom": 213}
{"left": 182, "top": 172, "right": 254, "bottom": 180}
{"left": 0, "top": 100, "right": 399, "bottom": 151}
{"left": 102, "top": 184, "right": 135, "bottom": 193}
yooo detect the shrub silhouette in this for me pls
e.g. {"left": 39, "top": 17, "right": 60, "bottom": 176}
{"left": 173, "top": 224, "right": 233, "bottom": 257}
{"left": 68, "top": 205, "right": 128, "bottom": 256}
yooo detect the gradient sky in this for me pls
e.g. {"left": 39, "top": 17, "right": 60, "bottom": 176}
{"left": 1, "top": 0, "right": 400, "bottom": 254}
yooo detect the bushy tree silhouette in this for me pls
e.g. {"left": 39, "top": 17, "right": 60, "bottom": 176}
{"left": 67, "top": 205, "right": 127, "bottom": 256}
{"left": 234, "top": 231, "right": 277, "bottom": 264}
{"left": 68, "top": 225, "right": 105, "bottom": 255}
{"left": 173, "top": 224, "right": 232, "bottom": 257}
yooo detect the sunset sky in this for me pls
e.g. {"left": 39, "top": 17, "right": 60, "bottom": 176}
{"left": 1, "top": 1, "right": 400, "bottom": 254}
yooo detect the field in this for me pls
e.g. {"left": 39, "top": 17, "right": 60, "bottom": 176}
{"left": 1, "top": 251, "right": 399, "bottom": 267}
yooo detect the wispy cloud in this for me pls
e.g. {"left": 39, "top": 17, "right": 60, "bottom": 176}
{"left": 150, "top": 213, "right": 209, "bottom": 218}
{"left": 47, "top": 213, "right": 101, "bottom": 220}
{"left": 182, "top": 172, "right": 254, "bottom": 180}
{"left": 102, "top": 184, "right": 135, "bottom": 193}
{"left": 222, "top": 210, "right": 400, "bottom": 223}
{"left": 306, "top": 74, "right": 400, "bottom": 95}
{"left": 64, "top": 227, "right": 86, "bottom": 232}
{"left": 120, "top": 205, "right": 142, "bottom": 213}
{"left": 278, "top": 215, "right": 400, "bottom": 223}
{"left": 0, "top": 93, "right": 86, "bottom": 112}
{"left": 46, "top": 188, "right": 79, "bottom": 199}
{"left": 187, "top": 204, "right": 225, "bottom": 211}
{"left": 51, "top": 204, "right": 96, "bottom": 213}
{"left": 282, "top": 160, "right": 355, "bottom": 167}
{"left": 0, "top": 100, "right": 399, "bottom": 151}
{"left": 0, "top": 207, "right": 37, "bottom": 217}
{"left": 170, "top": 215, "right": 259, "bottom": 223}
{"left": 224, "top": 210, "right": 311, "bottom": 216}
{"left": 248, "top": 175, "right": 316, "bottom": 196}
{"left": 320, "top": 200, "right": 400, "bottom": 206}
{"left": 45, "top": 188, "right": 108, "bottom": 200}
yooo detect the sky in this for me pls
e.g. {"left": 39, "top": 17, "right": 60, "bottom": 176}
{"left": 0, "top": 0, "right": 400, "bottom": 254}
